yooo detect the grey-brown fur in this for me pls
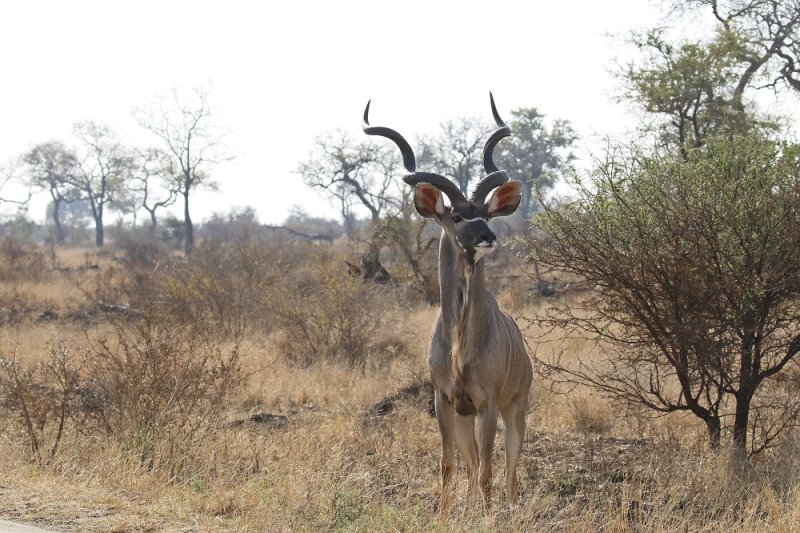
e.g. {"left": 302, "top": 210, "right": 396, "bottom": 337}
{"left": 363, "top": 94, "right": 533, "bottom": 513}
{"left": 426, "top": 204, "right": 532, "bottom": 512}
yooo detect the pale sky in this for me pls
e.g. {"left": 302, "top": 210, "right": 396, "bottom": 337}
{"left": 0, "top": 0, "right": 680, "bottom": 225}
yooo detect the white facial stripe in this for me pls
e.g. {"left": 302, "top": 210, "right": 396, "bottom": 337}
{"left": 455, "top": 216, "right": 484, "bottom": 223}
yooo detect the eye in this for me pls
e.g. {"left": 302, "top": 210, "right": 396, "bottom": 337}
{"left": 451, "top": 214, "right": 463, "bottom": 223}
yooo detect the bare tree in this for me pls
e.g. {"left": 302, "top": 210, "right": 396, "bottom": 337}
{"left": 0, "top": 166, "right": 32, "bottom": 208}
{"left": 69, "top": 121, "right": 131, "bottom": 247}
{"left": 299, "top": 128, "right": 412, "bottom": 282}
{"left": 418, "top": 116, "right": 490, "bottom": 196}
{"left": 134, "top": 87, "right": 232, "bottom": 254}
{"left": 125, "top": 148, "right": 178, "bottom": 233}
{"left": 684, "top": 0, "right": 800, "bottom": 99}
{"left": 18, "top": 142, "right": 78, "bottom": 243}
{"left": 299, "top": 129, "right": 404, "bottom": 236}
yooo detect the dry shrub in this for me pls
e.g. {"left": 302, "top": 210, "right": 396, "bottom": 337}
{"left": 84, "top": 312, "right": 241, "bottom": 478}
{"left": 147, "top": 236, "right": 279, "bottom": 340}
{"left": 0, "top": 236, "right": 48, "bottom": 282}
{"left": 569, "top": 394, "right": 612, "bottom": 435}
{"left": 271, "top": 254, "right": 408, "bottom": 368}
{"left": 73, "top": 263, "right": 128, "bottom": 315}
{"left": 77, "top": 234, "right": 173, "bottom": 311}
{"left": 113, "top": 231, "right": 172, "bottom": 273}
{"left": 492, "top": 259, "right": 541, "bottom": 311}
{"left": 0, "top": 342, "right": 84, "bottom": 464}
{"left": 80, "top": 234, "right": 281, "bottom": 339}
{"left": 62, "top": 248, "right": 131, "bottom": 318}
{"left": 0, "top": 290, "right": 38, "bottom": 325}
{"left": 1, "top": 313, "right": 241, "bottom": 481}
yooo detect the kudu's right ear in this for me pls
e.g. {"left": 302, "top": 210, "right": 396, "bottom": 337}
{"left": 414, "top": 183, "right": 446, "bottom": 219}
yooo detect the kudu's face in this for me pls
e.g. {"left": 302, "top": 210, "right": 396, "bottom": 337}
{"left": 413, "top": 181, "right": 522, "bottom": 265}
{"left": 362, "top": 93, "right": 521, "bottom": 264}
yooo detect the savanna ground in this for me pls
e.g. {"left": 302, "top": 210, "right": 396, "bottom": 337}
{"left": 1, "top": 234, "right": 799, "bottom": 532}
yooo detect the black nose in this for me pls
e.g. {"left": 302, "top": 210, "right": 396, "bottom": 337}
{"left": 476, "top": 230, "right": 496, "bottom": 246}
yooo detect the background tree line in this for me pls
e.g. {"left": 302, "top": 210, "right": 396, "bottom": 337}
{"left": 5, "top": 87, "right": 230, "bottom": 254}
{"left": 3, "top": 83, "right": 577, "bottom": 262}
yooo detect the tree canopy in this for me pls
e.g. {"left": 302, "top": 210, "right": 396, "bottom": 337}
{"left": 531, "top": 134, "right": 800, "bottom": 453}
{"left": 497, "top": 108, "right": 577, "bottom": 217}
{"left": 622, "top": 0, "right": 800, "bottom": 155}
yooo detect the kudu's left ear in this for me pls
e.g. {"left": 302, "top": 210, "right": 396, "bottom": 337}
{"left": 486, "top": 180, "right": 522, "bottom": 218}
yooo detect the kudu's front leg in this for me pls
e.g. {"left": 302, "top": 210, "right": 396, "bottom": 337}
{"left": 477, "top": 405, "right": 498, "bottom": 510}
{"left": 454, "top": 413, "right": 479, "bottom": 503}
{"left": 434, "top": 389, "right": 457, "bottom": 517}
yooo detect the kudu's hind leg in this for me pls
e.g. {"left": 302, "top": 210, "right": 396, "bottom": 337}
{"left": 501, "top": 395, "right": 527, "bottom": 505}
{"left": 434, "top": 389, "right": 457, "bottom": 516}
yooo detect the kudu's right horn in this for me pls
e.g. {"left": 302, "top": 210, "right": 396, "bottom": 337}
{"left": 363, "top": 100, "right": 468, "bottom": 207}
{"left": 362, "top": 100, "right": 417, "bottom": 172}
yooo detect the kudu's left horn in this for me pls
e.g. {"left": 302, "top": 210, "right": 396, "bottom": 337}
{"left": 471, "top": 92, "right": 512, "bottom": 204}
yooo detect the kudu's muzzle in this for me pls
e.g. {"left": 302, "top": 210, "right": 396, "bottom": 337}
{"left": 461, "top": 219, "right": 497, "bottom": 261}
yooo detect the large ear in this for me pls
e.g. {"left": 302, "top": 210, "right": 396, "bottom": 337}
{"left": 414, "top": 183, "right": 445, "bottom": 219}
{"left": 486, "top": 180, "right": 522, "bottom": 218}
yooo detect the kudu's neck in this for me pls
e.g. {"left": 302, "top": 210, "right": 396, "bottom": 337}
{"left": 438, "top": 230, "right": 488, "bottom": 340}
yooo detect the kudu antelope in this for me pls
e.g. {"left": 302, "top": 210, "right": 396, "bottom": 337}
{"left": 363, "top": 95, "right": 532, "bottom": 512}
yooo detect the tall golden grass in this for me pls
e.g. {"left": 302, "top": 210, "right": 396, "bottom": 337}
{"left": 0, "top": 240, "right": 798, "bottom": 532}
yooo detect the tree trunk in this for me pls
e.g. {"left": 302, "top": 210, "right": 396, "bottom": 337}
{"left": 361, "top": 240, "right": 391, "bottom": 283}
{"left": 94, "top": 205, "right": 104, "bottom": 246}
{"left": 183, "top": 188, "right": 193, "bottom": 255}
{"left": 733, "top": 390, "right": 752, "bottom": 451}
{"left": 522, "top": 178, "right": 534, "bottom": 218}
{"left": 148, "top": 209, "right": 158, "bottom": 235}
{"left": 95, "top": 220, "right": 104, "bottom": 246}
{"left": 705, "top": 415, "right": 721, "bottom": 450}
{"left": 734, "top": 330, "right": 756, "bottom": 452}
{"left": 52, "top": 198, "right": 65, "bottom": 245}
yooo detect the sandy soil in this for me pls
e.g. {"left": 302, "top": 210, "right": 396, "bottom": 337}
{"left": 0, "top": 520, "right": 61, "bottom": 532}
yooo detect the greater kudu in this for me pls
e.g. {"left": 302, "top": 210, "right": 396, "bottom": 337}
{"left": 363, "top": 95, "right": 533, "bottom": 512}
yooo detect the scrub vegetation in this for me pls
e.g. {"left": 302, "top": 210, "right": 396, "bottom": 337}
{"left": 0, "top": 233, "right": 798, "bottom": 532}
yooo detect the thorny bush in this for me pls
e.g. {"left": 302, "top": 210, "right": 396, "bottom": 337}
{"left": 271, "top": 249, "right": 409, "bottom": 368}
{"left": 0, "top": 342, "right": 86, "bottom": 464}
{"left": 0, "top": 236, "right": 49, "bottom": 282}
{"left": 84, "top": 311, "right": 241, "bottom": 478}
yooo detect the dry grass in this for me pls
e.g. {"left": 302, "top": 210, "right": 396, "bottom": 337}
{"left": 0, "top": 244, "right": 799, "bottom": 532}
